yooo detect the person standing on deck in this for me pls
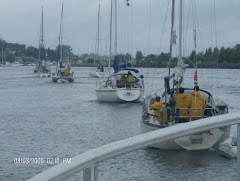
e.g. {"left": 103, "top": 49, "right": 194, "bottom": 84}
{"left": 126, "top": 71, "right": 134, "bottom": 83}
{"left": 188, "top": 86, "right": 206, "bottom": 121}
{"left": 67, "top": 64, "right": 71, "bottom": 72}
{"left": 175, "top": 87, "right": 189, "bottom": 122}
{"left": 118, "top": 74, "right": 127, "bottom": 88}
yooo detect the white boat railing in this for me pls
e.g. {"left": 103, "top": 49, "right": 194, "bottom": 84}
{"left": 27, "top": 112, "right": 240, "bottom": 181}
{"left": 96, "top": 79, "right": 109, "bottom": 89}
{"left": 148, "top": 107, "right": 221, "bottom": 123}
{"left": 96, "top": 79, "right": 143, "bottom": 90}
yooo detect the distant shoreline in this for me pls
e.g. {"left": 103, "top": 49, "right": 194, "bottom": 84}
{"left": 72, "top": 63, "right": 240, "bottom": 69}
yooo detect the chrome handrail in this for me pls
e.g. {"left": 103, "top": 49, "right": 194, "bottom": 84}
{"left": 27, "top": 112, "right": 240, "bottom": 181}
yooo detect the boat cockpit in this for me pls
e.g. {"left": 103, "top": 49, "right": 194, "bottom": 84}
{"left": 143, "top": 88, "right": 228, "bottom": 126}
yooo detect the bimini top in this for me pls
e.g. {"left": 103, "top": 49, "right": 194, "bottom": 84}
{"left": 120, "top": 68, "right": 139, "bottom": 73}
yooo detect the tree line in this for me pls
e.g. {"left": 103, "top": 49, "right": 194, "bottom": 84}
{"left": 134, "top": 45, "right": 240, "bottom": 68}
{"left": 0, "top": 39, "right": 77, "bottom": 64}
{"left": 0, "top": 38, "right": 239, "bottom": 68}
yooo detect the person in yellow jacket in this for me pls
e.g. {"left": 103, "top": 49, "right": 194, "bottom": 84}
{"left": 188, "top": 86, "right": 206, "bottom": 121}
{"left": 175, "top": 87, "right": 189, "bottom": 122}
{"left": 63, "top": 68, "right": 70, "bottom": 76}
{"left": 67, "top": 64, "right": 71, "bottom": 72}
{"left": 117, "top": 74, "right": 127, "bottom": 87}
{"left": 126, "top": 71, "right": 134, "bottom": 83}
{"left": 149, "top": 96, "right": 165, "bottom": 124}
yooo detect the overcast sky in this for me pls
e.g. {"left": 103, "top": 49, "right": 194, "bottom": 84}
{"left": 0, "top": 0, "right": 239, "bottom": 56}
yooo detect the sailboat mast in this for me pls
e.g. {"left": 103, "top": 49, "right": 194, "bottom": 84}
{"left": 97, "top": 2, "right": 100, "bottom": 60}
{"left": 39, "top": 6, "right": 44, "bottom": 63}
{"left": 41, "top": 6, "right": 44, "bottom": 48}
{"left": 109, "top": 0, "right": 113, "bottom": 68}
{"left": 114, "top": 0, "right": 117, "bottom": 55}
{"left": 168, "top": 0, "right": 175, "bottom": 76}
{"left": 59, "top": 3, "right": 63, "bottom": 64}
{"left": 57, "top": 3, "right": 63, "bottom": 73}
{"left": 178, "top": 0, "right": 183, "bottom": 62}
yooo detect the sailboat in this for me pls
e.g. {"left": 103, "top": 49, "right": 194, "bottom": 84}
{"left": 96, "top": 0, "right": 144, "bottom": 102}
{"left": 52, "top": 4, "right": 74, "bottom": 83}
{"left": 34, "top": 6, "right": 51, "bottom": 77}
{"left": 89, "top": 1, "right": 111, "bottom": 78}
{"left": 140, "top": 0, "right": 230, "bottom": 150}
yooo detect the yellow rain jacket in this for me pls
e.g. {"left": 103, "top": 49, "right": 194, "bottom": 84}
{"left": 43, "top": 67, "right": 47, "bottom": 73}
{"left": 149, "top": 101, "right": 165, "bottom": 122}
{"left": 118, "top": 75, "right": 127, "bottom": 86}
{"left": 126, "top": 75, "right": 134, "bottom": 83}
{"left": 67, "top": 64, "right": 71, "bottom": 72}
{"left": 175, "top": 93, "right": 189, "bottom": 118}
{"left": 64, "top": 68, "right": 70, "bottom": 76}
{"left": 188, "top": 91, "right": 206, "bottom": 121}
{"left": 120, "top": 75, "right": 127, "bottom": 83}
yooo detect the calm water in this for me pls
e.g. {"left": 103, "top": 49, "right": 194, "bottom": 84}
{"left": 0, "top": 66, "right": 239, "bottom": 181}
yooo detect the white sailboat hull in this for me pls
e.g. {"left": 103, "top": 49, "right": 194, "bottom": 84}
{"left": 96, "top": 88, "right": 144, "bottom": 102}
{"left": 141, "top": 121, "right": 182, "bottom": 149}
{"left": 89, "top": 70, "right": 111, "bottom": 78}
{"left": 52, "top": 73, "right": 74, "bottom": 83}
{"left": 57, "top": 79, "right": 69, "bottom": 83}
{"left": 12, "top": 63, "right": 23, "bottom": 66}
{"left": 39, "top": 73, "right": 51, "bottom": 77}
{"left": 140, "top": 120, "right": 230, "bottom": 150}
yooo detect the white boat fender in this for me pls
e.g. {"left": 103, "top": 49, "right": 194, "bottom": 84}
{"left": 219, "top": 137, "right": 237, "bottom": 159}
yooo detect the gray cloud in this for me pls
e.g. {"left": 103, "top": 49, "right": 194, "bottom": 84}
{"left": 0, "top": 0, "right": 239, "bottom": 56}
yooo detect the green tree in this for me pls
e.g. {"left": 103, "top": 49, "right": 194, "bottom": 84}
{"left": 189, "top": 50, "right": 196, "bottom": 61}
{"left": 144, "top": 54, "right": 156, "bottom": 65}
{"left": 135, "top": 51, "right": 143, "bottom": 61}
{"left": 6, "top": 53, "right": 15, "bottom": 63}
{"left": 160, "top": 52, "right": 170, "bottom": 62}
{"left": 88, "top": 58, "right": 94, "bottom": 64}
{"left": 219, "top": 47, "right": 225, "bottom": 63}
{"left": 126, "top": 53, "right": 132, "bottom": 61}
{"left": 212, "top": 47, "right": 219, "bottom": 62}
{"left": 26, "top": 46, "right": 38, "bottom": 59}
{"left": 116, "top": 53, "right": 124, "bottom": 63}
{"left": 47, "top": 48, "right": 57, "bottom": 61}
{"left": 233, "top": 44, "right": 240, "bottom": 63}
{"left": 224, "top": 48, "right": 234, "bottom": 63}
{"left": 196, "top": 52, "right": 205, "bottom": 65}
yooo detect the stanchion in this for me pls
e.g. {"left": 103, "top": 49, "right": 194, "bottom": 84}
{"left": 83, "top": 164, "right": 98, "bottom": 181}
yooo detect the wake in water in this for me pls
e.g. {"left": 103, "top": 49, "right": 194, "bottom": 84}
{"left": 57, "top": 79, "right": 69, "bottom": 83}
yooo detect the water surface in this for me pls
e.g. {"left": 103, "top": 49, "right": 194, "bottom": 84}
{"left": 0, "top": 66, "right": 239, "bottom": 180}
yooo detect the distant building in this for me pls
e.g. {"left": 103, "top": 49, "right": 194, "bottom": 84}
{"left": 83, "top": 54, "right": 109, "bottom": 62}
{"left": 7, "top": 43, "right": 26, "bottom": 53}
{"left": 77, "top": 60, "right": 83, "bottom": 64}
{"left": 21, "top": 56, "right": 38, "bottom": 64}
